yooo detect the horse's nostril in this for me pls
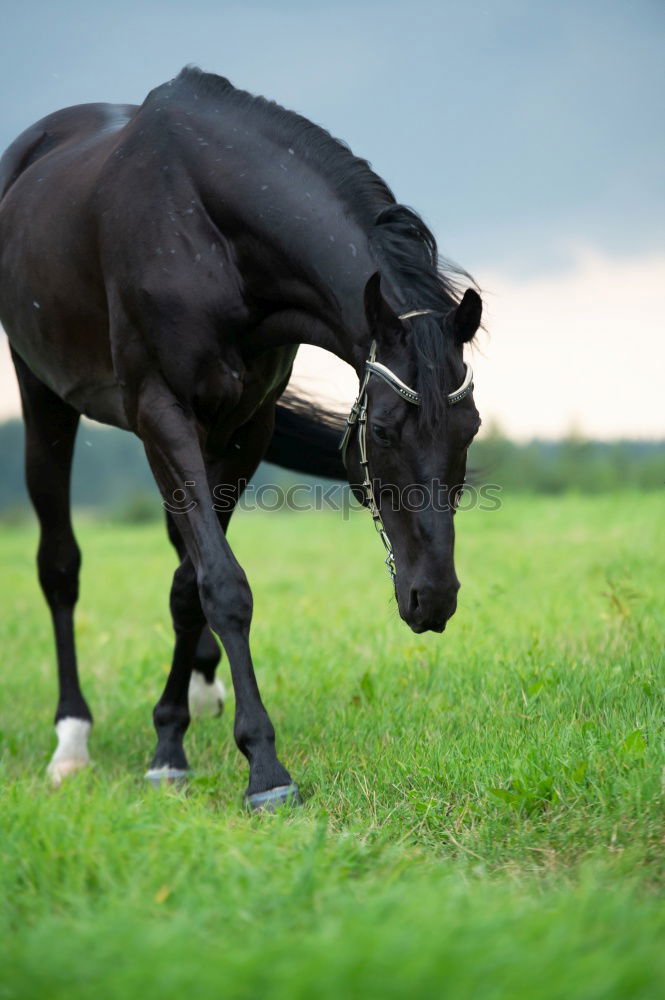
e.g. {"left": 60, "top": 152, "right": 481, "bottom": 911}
{"left": 405, "top": 581, "right": 459, "bottom": 630}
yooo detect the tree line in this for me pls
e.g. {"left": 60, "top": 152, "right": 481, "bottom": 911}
{"left": 0, "top": 418, "right": 662, "bottom": 521}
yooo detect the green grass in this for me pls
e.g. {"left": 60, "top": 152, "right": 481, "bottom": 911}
{"left": 1, "top": 494, "right": 664, "bottom": 999}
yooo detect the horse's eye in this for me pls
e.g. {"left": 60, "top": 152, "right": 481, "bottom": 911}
{"left": 372, "top": 425, "right": 389, "bottom": 443}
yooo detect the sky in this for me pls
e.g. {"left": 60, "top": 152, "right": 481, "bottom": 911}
{"left": 0, "top": 0, "right": 663, "bottom": 438}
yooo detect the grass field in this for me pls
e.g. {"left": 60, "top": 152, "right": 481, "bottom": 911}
{"left": 1, "top": 494, "right": 664, "bottom": 999}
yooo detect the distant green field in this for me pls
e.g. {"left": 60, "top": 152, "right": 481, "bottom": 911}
{"left": 1, "top": 495, "right": 664, "bottom": 999}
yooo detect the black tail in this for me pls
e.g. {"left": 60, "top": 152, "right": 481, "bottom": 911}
{"left": 265, "top": 392, "right": 347, "bottom": 481}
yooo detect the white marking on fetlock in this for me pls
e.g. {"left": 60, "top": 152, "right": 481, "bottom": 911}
{"left": 47, "top": 718, "right": 92, "bottom": 786}
{"left": 188, "top": 670, "right": 226, "bottom": 719}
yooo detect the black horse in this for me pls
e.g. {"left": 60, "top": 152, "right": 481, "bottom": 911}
{"left": 0, "top": 68, "right": 482, "bottom": 809}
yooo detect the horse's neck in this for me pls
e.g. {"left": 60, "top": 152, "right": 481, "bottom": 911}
{"left": 175, "top": 111, "right": 394, "bottom": 370}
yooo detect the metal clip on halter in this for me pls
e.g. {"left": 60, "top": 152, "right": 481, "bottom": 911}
{"left": 340, "top": 311, "right": 474, "bottom": 583}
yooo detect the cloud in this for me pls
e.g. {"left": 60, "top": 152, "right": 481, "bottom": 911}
{"left": 290, "top": 249, "right": 665, "bottom": 440}
{"left": 0, "top": 337, "right": 20, "bottom": 420}
{"left": 471, "top": 250, "right": 665, "bottom": 439}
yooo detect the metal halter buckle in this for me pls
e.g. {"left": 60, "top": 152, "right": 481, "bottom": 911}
{"left": 340, "top": 313, "right": 474, "bottom": 583}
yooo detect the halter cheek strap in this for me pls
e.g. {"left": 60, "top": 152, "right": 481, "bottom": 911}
{"left": 339, "top": 310, "right": 475, "bottom": 582}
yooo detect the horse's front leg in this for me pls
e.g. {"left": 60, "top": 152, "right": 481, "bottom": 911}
{"left": 165, "top": 511, "right": 226, "bottom": 720}
{"left": 137, "top": 381, "right": 299, "bottom": 809}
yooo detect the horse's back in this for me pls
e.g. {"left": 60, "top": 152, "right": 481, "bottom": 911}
{"left": 0, "top": 102, "right": 138, "bottom": 202}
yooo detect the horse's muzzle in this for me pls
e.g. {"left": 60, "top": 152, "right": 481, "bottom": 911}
{"left": 401, "top": 579, "right": 459, "bottom": 634}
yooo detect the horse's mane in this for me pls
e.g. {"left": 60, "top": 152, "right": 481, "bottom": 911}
{"left": 172, "top": 67, "right": 477, "bottom": 426}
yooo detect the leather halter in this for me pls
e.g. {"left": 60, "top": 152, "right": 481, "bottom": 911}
{"left": 339, "top": 310, "right": 475, "bottom": 581}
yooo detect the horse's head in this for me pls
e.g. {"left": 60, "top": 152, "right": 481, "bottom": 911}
{"left": 343, "top": 274, "right": 482, "bottom": 633}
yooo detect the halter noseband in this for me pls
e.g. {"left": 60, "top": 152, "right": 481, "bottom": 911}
{"left": 339, "top": 309, "right": 474, "bottom": 582}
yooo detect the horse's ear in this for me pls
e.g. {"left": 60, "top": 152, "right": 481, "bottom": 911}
{"left": 453, "top": 289, "right": 482, "bottom": 344}
{"left": 363, "top": 272, "right": 402, "bottom": 341}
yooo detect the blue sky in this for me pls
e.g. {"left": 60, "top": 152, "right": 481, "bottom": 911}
{"left": 1, "top": 0, "right": 663, "bottom": 277}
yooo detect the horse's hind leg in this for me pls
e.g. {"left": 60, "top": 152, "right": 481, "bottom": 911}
{"left": 165, "top": 512, "right": 226, "bottom": 719}
{"left": 12, "top": 351, "right": 92, "bottom": 784}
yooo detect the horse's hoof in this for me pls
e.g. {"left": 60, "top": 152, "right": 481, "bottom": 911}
{"left": 47, "top": 757, "right": 90, "bottom": 787}
{"left": 244, "top": 783, "right": 302, "bottom": 812}
{"left": 145, "top": 766, "right": 190, "bottom": 788}
{"left": 188, "top": 671, "right": 226, "bottom": 719}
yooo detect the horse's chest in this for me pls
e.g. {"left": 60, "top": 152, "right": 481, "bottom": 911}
{"left": 203, "top": 345, "right": 297, "bottom": 454}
